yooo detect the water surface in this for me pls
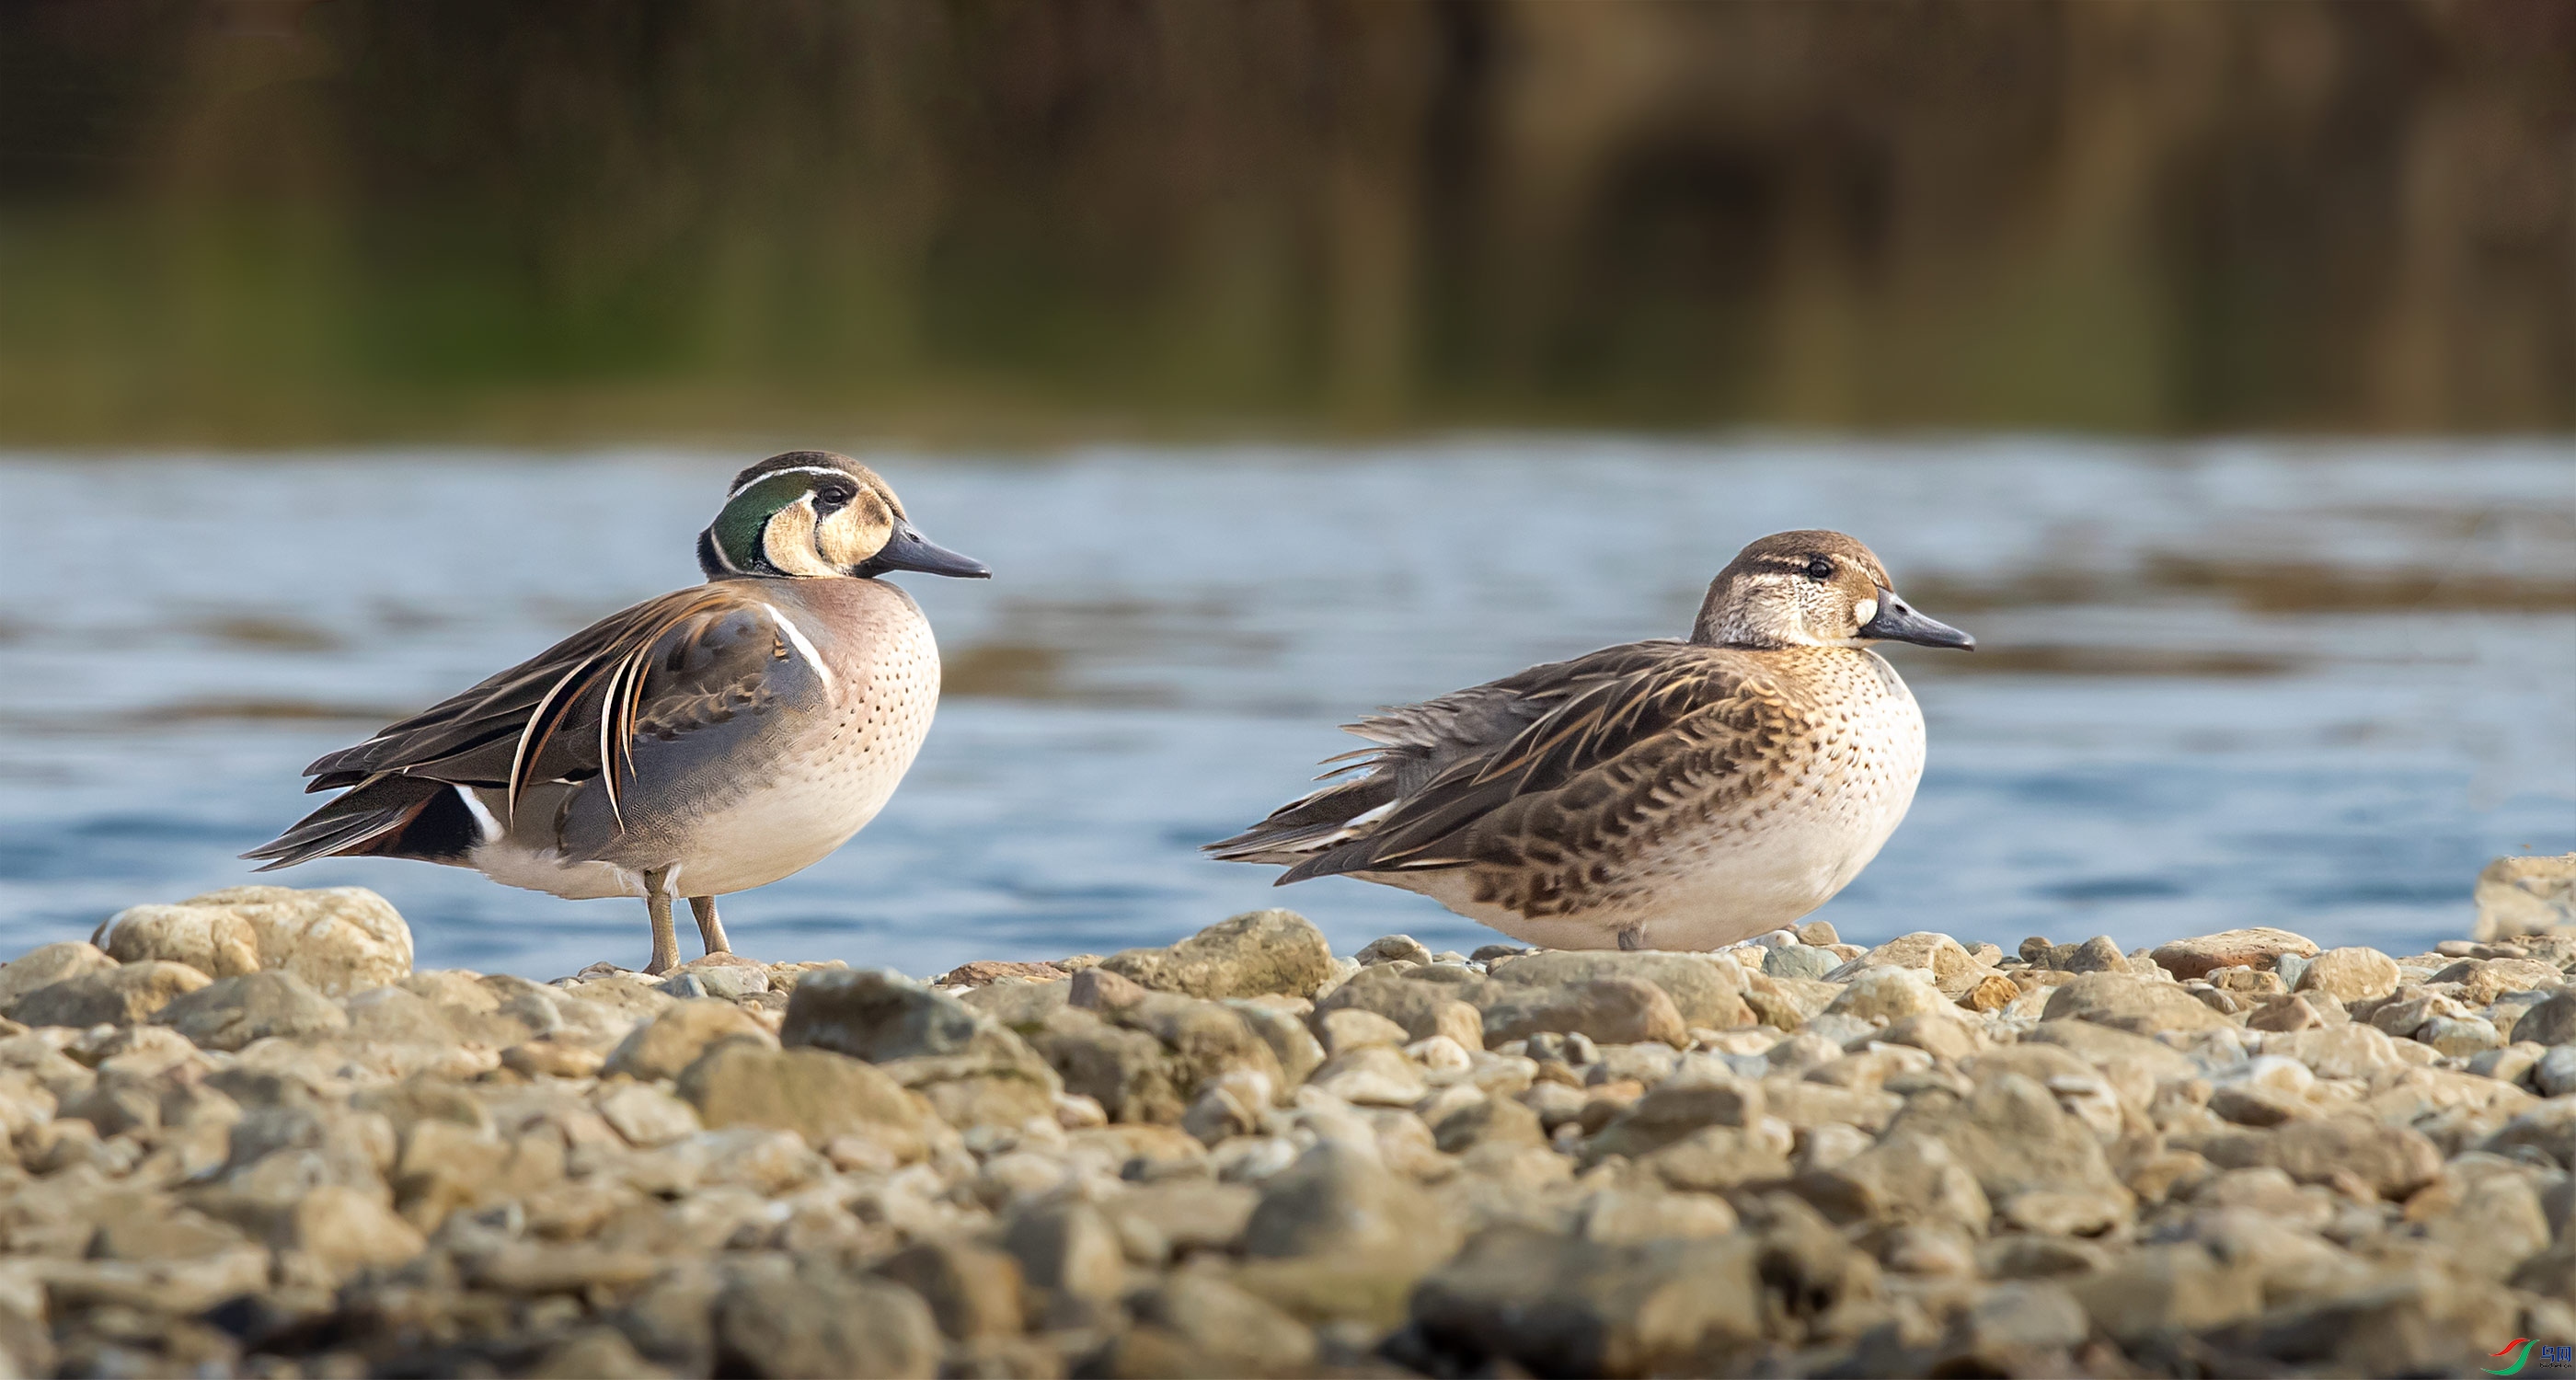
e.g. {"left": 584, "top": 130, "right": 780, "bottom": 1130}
{"left": 2, "top": 440, "right": 2570, "bottom": 978}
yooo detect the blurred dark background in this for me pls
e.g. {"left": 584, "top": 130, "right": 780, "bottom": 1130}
{"left": 5, "top": 0, "right": 2572, "bottom": 446}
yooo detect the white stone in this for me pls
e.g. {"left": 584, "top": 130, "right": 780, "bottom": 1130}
{"left": 2240, "top": 1054, "right": 2317, "bottom": 1098}
{"left": 96, "top": 887, "right": 412, "bottom": 996}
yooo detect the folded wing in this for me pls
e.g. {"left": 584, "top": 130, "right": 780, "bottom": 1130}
{"left": 1208, "top": 640, "right": 1778, "bottom": 884}
{"left": 245, "top": 584, "right": 819, "bottom": 869}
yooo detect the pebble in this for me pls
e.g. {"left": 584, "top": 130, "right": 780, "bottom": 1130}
{"left": 6, "top": 960, "right": 210, "bottom": 1028}
{"left": 1356, "top": 934, "right": 1434, "bottom": 968}
{"left": 1481, "top": 975, "right": 1690, "bottom": 1048}
{"left": 1096, "top": 908, "right": 1336, "bottom": 1000}
{"left": 1840, "top": 929, "right": 1985, "bottom": 994}
{"left": 2148, "top": 926, "right": 2321, "bottom": 980}
{"left": 604, "top": 999, "right": 774, "bottom": 1081}
{"left": 95, "top": 885, "right": 413, "bottom": 996}
{"left": 2042, "top": 970, "right": 2233, "bottom": 1033}
{"left": 2515, "top": 989, "right": 2576, "bottom": 1046}
{"left": 777, "top": 966, "right": 975, "bottom": 1061}
{"left": 1315, "top": 1007, "right": 1409, "bottom": 1056}
{"left": 0, "top": 941, "right": 118, "bottom": 1007}
{"left": 2296, "top": 945, "right": 2404, "bottom": 1003}
{"left": 2275, "top": 951, "right": 2314, "bottom": 990}
{"left": 1762, "top": 943, "right": 1841, "bottom": 982}
{"left": 2477, "top": 853, "right": 2576, "bottom": 941}
{"left": 1487, "top": 949, "right": 1754, "bottom": 1030}
{"left": 2535, "top": 1043, "right": 2576, "bottom": 1098}
{"left": 0, "top": 873, "right": 2565, "bottom": 1376}
{"left": 1823, "top": 965, "right": 1946, "bottom": 1022}
{"left": 153, "top": 970, "right": 350, "bottom": 1052}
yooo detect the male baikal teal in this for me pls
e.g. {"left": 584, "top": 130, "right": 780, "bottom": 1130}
{"left": 246, "top": 452, "right": 988, "bottom": 974}
{"left": 1210, "top": 530, "right": 1973, "bottom": 951}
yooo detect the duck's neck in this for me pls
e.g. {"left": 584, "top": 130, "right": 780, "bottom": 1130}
{"left": 1688, "top": 611, "right": 1813, "bottom": 651}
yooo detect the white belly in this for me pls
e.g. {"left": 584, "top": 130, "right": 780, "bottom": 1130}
{"left": 657, "top": 731, "right": 925, "bottom": 896}
{"left": 466, "top": 847, "right": 644, "bottom": 903}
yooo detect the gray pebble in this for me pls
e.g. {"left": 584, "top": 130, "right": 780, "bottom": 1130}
{"left": 1762, "top": 944, "right": 1840, "bottom": 982}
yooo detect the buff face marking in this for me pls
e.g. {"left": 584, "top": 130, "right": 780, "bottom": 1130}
{"left": 245, "top": 450, "right": 990, "bottom": 974}
{"left": 1208, "top": 529, "right": 1973, "bottom": 951}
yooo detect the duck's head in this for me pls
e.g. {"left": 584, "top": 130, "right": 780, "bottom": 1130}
{"left": 1691, "top": 530, "right": 1972, "bottom": 652}
{"left": 698, "top": 451, "right": 990, "bottom": 581}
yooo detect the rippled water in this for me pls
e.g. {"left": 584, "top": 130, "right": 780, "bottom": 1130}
{"left": 2, "top": 440, "right": 2570, "bottom": 979}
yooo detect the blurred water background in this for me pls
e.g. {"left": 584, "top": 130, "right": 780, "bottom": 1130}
{"left": 3, "top": 3, "right": 2571, "bottom": 977}
{"left": 3, "top": 442, "right": 2570, "bottom": 977}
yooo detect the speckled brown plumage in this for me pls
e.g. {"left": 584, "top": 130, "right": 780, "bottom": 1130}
{"left": 1210, "top": 529, "right": 1972, "bottom": 950}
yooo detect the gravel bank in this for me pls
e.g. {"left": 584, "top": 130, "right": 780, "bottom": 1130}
{"left": 0, "top": 865, "right": 2570, "bottom": 1377}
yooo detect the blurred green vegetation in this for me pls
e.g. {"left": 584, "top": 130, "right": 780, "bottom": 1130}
{"left": 3, "top": 0, "right": 2570, "bottom": 446}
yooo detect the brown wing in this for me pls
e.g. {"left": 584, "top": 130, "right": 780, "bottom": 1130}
{"left": 247, "top": 583, "right": 812, "bottom": 868}
{"left": 1264, "top": 642, "right": 1791, "bottom": 885}
{"left": 302, "top": 585, "right": 788, "bottom": 812}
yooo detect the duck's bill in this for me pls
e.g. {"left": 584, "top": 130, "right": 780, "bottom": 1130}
{"left": 1861, "top": 590, "right": 1974, "bottom": 650}
{"left": 865, "top": 523, "right": 991, "bottom": 579}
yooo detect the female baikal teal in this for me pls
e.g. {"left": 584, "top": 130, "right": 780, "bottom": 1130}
{"left": 245, "top": 451, "right": 989, "bottom": 974}
{"left": 1211, "top": 530, "right": 1973, "bottom": 952}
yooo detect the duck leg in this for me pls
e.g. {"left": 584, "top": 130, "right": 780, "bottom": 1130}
{"left": 643, "top": 868, "right": 680, "bottom": 975}
{"left": 690, "top": 896, "right": 730, "bottom": 957}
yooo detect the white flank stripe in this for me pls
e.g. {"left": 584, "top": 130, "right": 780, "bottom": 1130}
{"left": 764, "top": 603, "right": 835, "bottom": 693}
{"left": 455, "top": 786, "right": 504, "bottom": 844}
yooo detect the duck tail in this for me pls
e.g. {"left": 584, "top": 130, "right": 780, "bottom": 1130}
{"left": 1203, "top": 776, "right": 1401, "bottom": 874}
{"left": 242, "top": 776, "right": 484, "bottom": 870}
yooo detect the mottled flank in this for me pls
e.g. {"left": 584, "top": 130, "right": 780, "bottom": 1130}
{"left": 0, "top": 869, "right": 2569, "bottom": 1377}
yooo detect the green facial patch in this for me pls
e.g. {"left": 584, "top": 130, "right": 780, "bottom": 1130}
{"left": 709, "top": 472, "right": 819, "bottom": 573}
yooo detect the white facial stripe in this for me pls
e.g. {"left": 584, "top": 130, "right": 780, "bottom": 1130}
{"left": 702, "top": 528, "right": 742, "bottom": 574}
{"left": 1853, "top": 598, "right": 1878, "bottom": 627}
{"left": 763, "top": 603, "right": 837, "bottom": 694}
{"left": 728, "top": 465, "right": 850, "bottom": 498}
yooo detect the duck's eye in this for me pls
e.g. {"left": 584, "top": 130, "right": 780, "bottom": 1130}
{"left": 1804, "top": 557, "right": 1834, "bottom": 581}
{"left": 816, "top": 486, "right": 856, "bottom": 510}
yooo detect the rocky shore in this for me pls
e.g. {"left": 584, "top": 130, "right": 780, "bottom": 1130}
{"left": 0, "top": 861, "right": 2570, "bottom": 1378}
